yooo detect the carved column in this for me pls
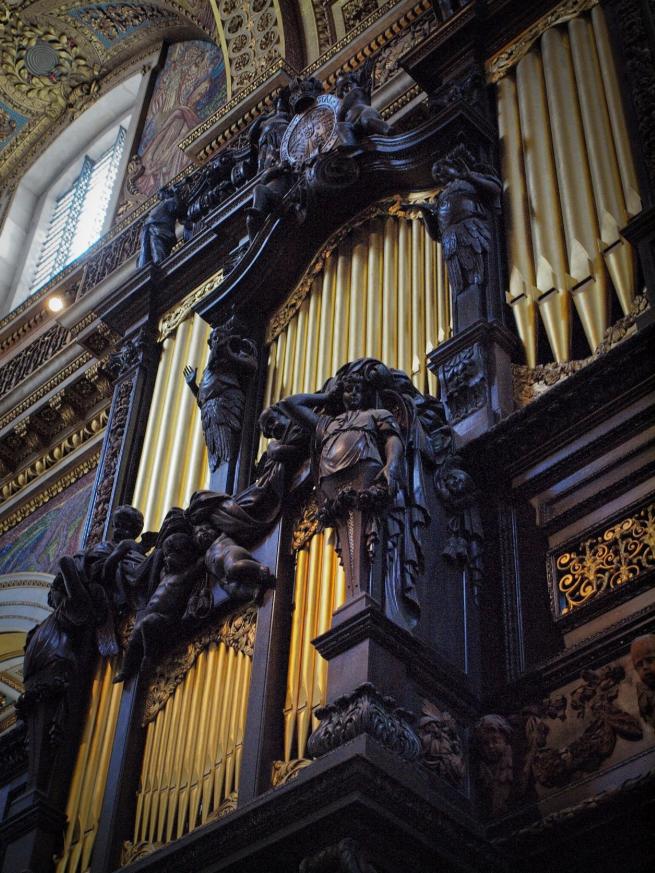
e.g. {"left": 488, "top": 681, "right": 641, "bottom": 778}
{"left": 602, "top": 0, "right": 655, "bottom": 318}
{"left": 83, "top": 326, "right": 160, "bottom": 544}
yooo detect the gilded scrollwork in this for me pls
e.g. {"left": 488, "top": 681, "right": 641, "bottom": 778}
{"left": 157, "top": 269, "right": 225, "bottom": 341}
{"left": 553, "top": 503, "right": 655, "bottom": 616}
{"left": 271, "top": 757, "right": 312, "bottom": 787}
{"left": 291, "top": 495, "right": 320, "bottom": 552}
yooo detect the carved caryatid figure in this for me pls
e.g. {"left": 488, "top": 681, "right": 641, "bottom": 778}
{"left": 279, "top": 358, "right": 430, "bottom": 627}
{"left": 184, "top": 315, "right": 258, "bottom": 474}
{"left": 414, "top": 149, "right": 501, "bottom": 297}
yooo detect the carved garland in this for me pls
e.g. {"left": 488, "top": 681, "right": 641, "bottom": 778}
{"left": 142, "top": 607, "right": 257, "bottom": 723}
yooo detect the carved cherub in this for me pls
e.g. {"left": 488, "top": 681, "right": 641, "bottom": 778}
{"left": 184, "top": 315, "right": 258, "bottom": 473}
{"left": 631, "top": 633, "right": 655, "bottom": 729}
{"left": 474, "top": 714, "right": 514, "bottom": 817}
{"left": 114, "top": 522, "right": 201, "bottom": 683}
{"left": 412, "top": 148, "right": 501, "bottom": 297}
{"left": 335, "top": 61, "right": 391, "bottom": 138}
{"left": 246, "top": 159, "right": 297, "bottom": 241}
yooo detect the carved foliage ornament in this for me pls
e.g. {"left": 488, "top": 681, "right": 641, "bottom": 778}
{"left": 306, "top": 682, "right": 422, "bottom": 761}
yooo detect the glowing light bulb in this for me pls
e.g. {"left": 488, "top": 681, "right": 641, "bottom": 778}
{"left": 48, "top": 296, "right": 64, "bottom": 313}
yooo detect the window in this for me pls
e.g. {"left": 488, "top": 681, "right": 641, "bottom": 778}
{"left": 30, "top": 126, "right": 127, "bottom": 292}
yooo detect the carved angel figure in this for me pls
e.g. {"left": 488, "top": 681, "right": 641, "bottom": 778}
{"left": 137, "top": 184, "right": 186, "bottom": 268}
{"left": 413, "top": 149, "right": 501, "bottom": 296}
{"left": 184, "top": 315, "right": 258, "bottom": 473}
{"left": 279, "top": 358, "right": 430, "bottom": 628}
{"left": 335, "top": 63, "right": 391, "bottom": 138}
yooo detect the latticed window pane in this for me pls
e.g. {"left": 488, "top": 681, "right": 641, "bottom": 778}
{"left": 30, "top": 126, "right": 127, "bottom": 292}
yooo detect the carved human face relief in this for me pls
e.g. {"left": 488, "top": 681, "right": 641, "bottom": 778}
{"left": 631, "top": 634, "right": 655, "bottom": 689}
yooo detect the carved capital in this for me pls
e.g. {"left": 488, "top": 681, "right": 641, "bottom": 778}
{"left": 307, "top": 682, "right": 421, "bottom": 761}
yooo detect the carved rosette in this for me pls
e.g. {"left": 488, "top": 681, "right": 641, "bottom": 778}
{"left": 306, "top": 683, "right": 421, "bottom": 761}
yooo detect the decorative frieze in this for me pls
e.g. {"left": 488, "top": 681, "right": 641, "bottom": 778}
{"left": 551, "top": 503, "right": 655, "bottom": 617}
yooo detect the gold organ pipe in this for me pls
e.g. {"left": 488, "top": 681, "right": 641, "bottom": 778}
{"left": 334, "top": 242, "right": 351, "bottom": 371}
{"left": 281, "top": 314, "right": 298, "bottom": 400}
{"left": 235, "top": 655, "right": 252, "bottom": 789}
{"left": 154, "top": 683, "right": 182, "bottom": 842}
{"left": 411, "top": 217, "right": 425, "bottom": 386}
{"left": 134, "top": 720, "right": 155, "bottom": 843}
{"left": 201, "top": 642, "right": 226, "bottom": 824}
{"left": 366, "top": 219, "right": 382, "bottom": 359}
{"left": 57, "top": 659, "right": 123, "bottom": 873}
{"left": 284, "top": 548, "right": 309, "bottom": 760}
{"left": 382, "top": 216, "right": 398, "bottom": 366}
{"left": 316, "top": 258, "right": 336, "bottom": 387}
{"left": 397, "top": 217, "right": 411, "bottom": 375}
{"left": 497, "top": 74, "right": 539, "bottom": 366}
{"left": 541, "top": 26, "right": 608, "bottom": 351}
{"left": 312, "top": 533, "right": 336, "bottom": 731}
{"left": 348, "top": 230, "right": 368, "bottom": 362}
{"left": 158, "top": 319, "right": 195, "bottom": 520}
{"left": 296, "top": 535, "right": 322, "bottom": 759}
{"left": 293, "top": 298, "right": 309, "bottom": 393}
{"left": 304, "top": 280, "right": 322, "bottom": 392}
{"left": 189, "top": 648, "right": 213, "bottom": 830}
{"left": 148, "top": 319, "right": 191, "bottom": 530}
{"left": 143, "top": 696, "right": 168, "bottom": 842}
{"left": 175, "top": 655, "right": 203, "bottom": 838}
{"left": 568, "top": 15, "right": 635, "bottom": 315}
{"left": 213, "top": 644, "right": 236, "bottom": 811}
{"left": 516, "top": 50, "right": 571, "bottom": 362}
{"left": 224, "top": 649, "right": 245, "bottom": 798}
{"left": 591, "top": 7, "right": 642, "bottom": 218}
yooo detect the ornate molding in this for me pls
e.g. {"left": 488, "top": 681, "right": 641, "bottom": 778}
{"left": 0, "top": 324, "right": 70, "bottom": 398}
{"left": 0, "top": 450, "right": 100, "bottom": 535}
{"left": 307, "top": 682, "right": 422, "bottom": 761}
{"left": 0, "top": 356, "right": 91, "bottom": 431}
{"left": 485, "top": 0, "right": 599, "bottom": 84}
{"left": 142, "top": 607, "right": 256, "bottom": 724}
{"left": 157, "top": 268, "right": 225, "bottom": 341}
{"left": 0, "top": 409, "right": 108, "bottom": 505}
{"left": 121, "top": 840, "right": 163, "bottom": 867}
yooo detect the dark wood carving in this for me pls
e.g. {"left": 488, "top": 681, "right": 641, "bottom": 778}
{"left": 184, "top": 313, "right": 258, "bottom": 475}
{"left": 306, "top": 683, "right": 421, "bottom": 761}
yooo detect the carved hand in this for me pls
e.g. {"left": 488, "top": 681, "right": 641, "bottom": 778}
{"left": 183, "top": 365, "right": 197, "bottom": 386}
{"left": 379, "top": 457, "right": 404, "bottom": 496}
